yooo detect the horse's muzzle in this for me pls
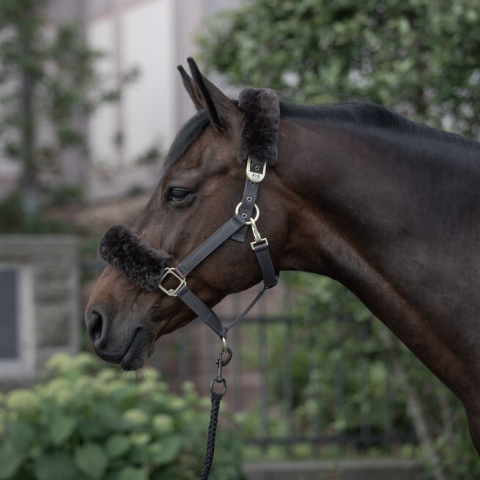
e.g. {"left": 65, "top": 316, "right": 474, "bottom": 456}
{"left": 87, "top": 307, "right": 152, "bottom": 370}
{"left": 98, "top": 224, "right": 170, "bottom": 291}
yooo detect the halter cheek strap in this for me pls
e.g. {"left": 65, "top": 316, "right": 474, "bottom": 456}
{"left": 159, "top": 155, "right": 278, "bottom": 340}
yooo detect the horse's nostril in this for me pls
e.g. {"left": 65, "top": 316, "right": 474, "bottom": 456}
{"left": 87, "top": 310, "right": 104, "bottom": 347}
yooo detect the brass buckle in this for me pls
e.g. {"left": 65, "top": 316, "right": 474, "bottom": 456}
{"left": 158, "top": 268, "right": 186, "bottom": 296}
{"left": 246, "top": 156, "right": 266, "bottom": 183}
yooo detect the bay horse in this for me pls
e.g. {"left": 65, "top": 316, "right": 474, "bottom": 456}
{"left": 86, "top": 58, "right": 480, "bottom": 454}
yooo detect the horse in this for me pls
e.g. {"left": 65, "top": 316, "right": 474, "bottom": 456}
{"left": 86, "top": 58, "right": 480, "bottom": 454}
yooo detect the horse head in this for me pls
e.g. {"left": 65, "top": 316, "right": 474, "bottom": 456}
{"left": 85, "top": 59, "right": 290, "bottom": 370}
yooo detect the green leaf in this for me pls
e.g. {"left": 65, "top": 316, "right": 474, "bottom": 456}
{"left": 48, "top": 412, "right": 76, "bottom": 446}
{"left": 105, "top": 434, "right": 131, "bottom": 459}
{"left": 76, "top": 417, "right": 103, "bottom": 439}
{"left": 10, "top": 418, "right": 36, "bottom": 452}
{"left": 74, "top": 442, "right": 108, "bottom": 480}
{"left": 148, "top": 436, "right": 182, "bottom": 467}
{"left": 34, "top": 452, "right": 79, "bottom": 480}
{"left": 0, "top": 446, "right": 23, "bottom": 479}
{"left": 105, "top": 466, "right": 148, "bottom": 480}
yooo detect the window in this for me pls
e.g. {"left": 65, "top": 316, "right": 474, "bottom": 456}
{"left": 0, "top": 264, "right": 35, "bottom": 378}
{"left": 0, "top": 268, "right": 19, "bottom": 358}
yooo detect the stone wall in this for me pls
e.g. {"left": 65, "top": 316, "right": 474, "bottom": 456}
{"left": 243, "top": 459, "right": 425, "bottom": 480}
{"left": 0, "top": 236, "right": 79, "bottom": 386}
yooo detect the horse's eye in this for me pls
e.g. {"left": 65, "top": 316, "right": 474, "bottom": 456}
{"left": 164, "top": 187, "right": 194, "bottom": 204}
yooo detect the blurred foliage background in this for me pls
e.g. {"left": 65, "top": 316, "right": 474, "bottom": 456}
{"left": 201, "top": 0, "right": 480, "bottom": 137}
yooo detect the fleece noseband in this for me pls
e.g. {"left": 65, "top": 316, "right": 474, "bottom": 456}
{"left": 98, "top": 87, "right": 280, "bottom": 341}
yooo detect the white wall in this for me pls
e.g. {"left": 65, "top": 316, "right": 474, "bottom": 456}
{"left": 88, "top": 0, "right": 175, "bottom": 167}
{"left": 123, "top": 0, "right": 175, "bottom": 162}
{"left": 87, "top": 16, "right": 117, "bottom": 167}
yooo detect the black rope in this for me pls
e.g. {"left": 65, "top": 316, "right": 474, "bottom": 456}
{"left": 199, "top": 391, "right": 223, "bottom": 480}
{"left": 198, "top": 346, "right": 232, "bottom": 479}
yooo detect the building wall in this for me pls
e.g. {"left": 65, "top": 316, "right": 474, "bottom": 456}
{"left": 0, "top": 236, "right": 79, "bottom": 386}
{"left": 87, "top": 0, "right": 177, "bottom": 167}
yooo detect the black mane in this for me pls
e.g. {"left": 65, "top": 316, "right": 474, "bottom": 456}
{"left": 163, "top": 99, "right": 479, "bottom": 171}
{"left": 280, "top": 101, "right": 480, "bottom": 150}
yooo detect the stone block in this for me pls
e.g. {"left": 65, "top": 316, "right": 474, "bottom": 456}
{"left": 36, "top": 304, "right": 72, "bottom": 348}
{"left": 242, "top": 459, "right": 425, "bottom": 480}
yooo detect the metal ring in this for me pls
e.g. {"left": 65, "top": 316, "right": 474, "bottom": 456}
{"left": 210, "top": 377, "right": 227, "bottom": 396}
{"left": 235, "top": 203, "right": 260, "bottom": 225}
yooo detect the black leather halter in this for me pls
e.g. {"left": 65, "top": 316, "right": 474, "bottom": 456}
{"left": 99, "top": 85, "right": 281, "bottom": 343}
{"left": 157, "top": 155, "right": 278, "bottom": 340}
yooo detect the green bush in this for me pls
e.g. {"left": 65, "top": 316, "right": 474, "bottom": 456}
{"left": 0, "top": 353, "right": 244, "bottom": 480}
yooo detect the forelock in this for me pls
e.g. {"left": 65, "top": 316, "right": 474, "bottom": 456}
{"left": 163, "top": 110, "right": 210, "bottom": 171}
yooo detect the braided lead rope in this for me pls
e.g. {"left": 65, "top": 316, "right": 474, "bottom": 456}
{"left": 199, "top": 346, "right": 232, "bottom": 480}
{"left": 199, "top": 392, "right": 223, "bottom": 480}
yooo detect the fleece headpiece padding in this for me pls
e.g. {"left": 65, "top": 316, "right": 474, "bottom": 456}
{"left": 98, "top": 225, "right": 169, "bottom": 291}
{"left": 237, "top": 87, "right": 280, "bottom": 166}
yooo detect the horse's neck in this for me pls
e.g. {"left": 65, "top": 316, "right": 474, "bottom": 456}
{"left": 280, "top": 117, "right": 480, "bottom": 284}
{"left": 277, "top": 117, "right": 480, "bottom": 402}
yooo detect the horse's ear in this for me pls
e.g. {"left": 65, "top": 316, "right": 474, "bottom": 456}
{"left": 177, "top": 65, "right": 204, "bottom": 111}
{"left": 178, "top": 58, "right": 240, "bottom": 134}
{"left": 177, "top": 59, "right": 280, "bottom": 166}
